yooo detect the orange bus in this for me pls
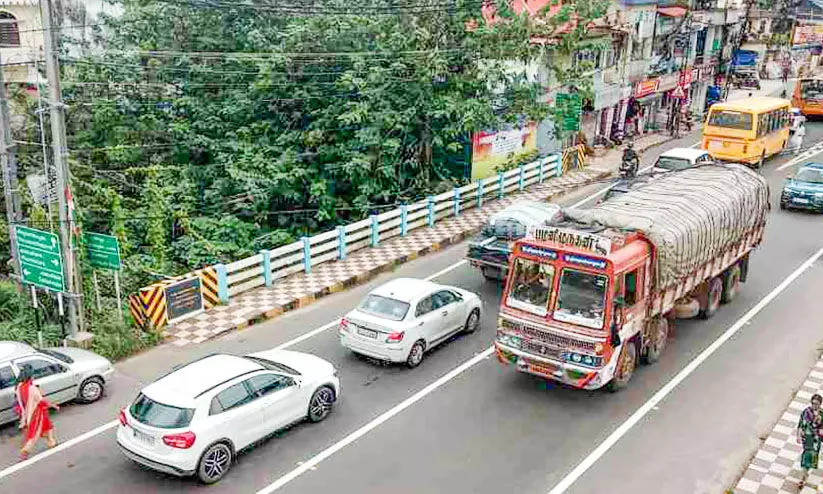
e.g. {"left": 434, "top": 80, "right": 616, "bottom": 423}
{"left": 792, "top": 78, "right": 823, "bottom": 116}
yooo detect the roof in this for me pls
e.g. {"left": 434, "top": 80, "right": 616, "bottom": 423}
{"left": 710, "top": 97, "right": 791, "bottom": 112}
{"left": 370, "top": 278, "right": 439, "bottom": 303}
{"left": 0, "top": 341, "right": 34, "bottom": 362}
{"left": 142, "top": 354, "right": 262, "bottom": 408}
{"left": 658, "top": 148, "right": 709, "bottom": 161}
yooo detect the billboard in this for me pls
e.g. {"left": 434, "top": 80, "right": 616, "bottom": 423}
{"left": 793, "top": 25, "right": 823, "bottom": 46}
{"left": 471, "top": 123, "right": 537, "bottom": 180}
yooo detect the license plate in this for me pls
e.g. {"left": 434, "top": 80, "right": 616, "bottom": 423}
{"left": 527, "top": 361, "right": 558, "bottom": 378}
{"left": 357, "top": 327, "right": 378, "bottom": 339}
{"left": 793, "top": 198, "right": 810, "bottom": 204}
{"left": 132, "top": 428, "right": 155, "bottom": 446}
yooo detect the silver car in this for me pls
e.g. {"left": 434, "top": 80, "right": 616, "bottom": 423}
{"left": 0, "top": 341, "right": 115, "bottom": 425}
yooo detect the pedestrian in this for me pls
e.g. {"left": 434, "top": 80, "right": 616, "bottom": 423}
{"left": 15, "top": 366, "right": 59, "bottom": 460}
{"left": 797, "top": 393, "right": 823, "bottom": 489}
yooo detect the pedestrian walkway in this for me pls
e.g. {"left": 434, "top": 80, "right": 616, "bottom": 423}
{"left": 735, "top": 357, "right": 823, "bottom": 494}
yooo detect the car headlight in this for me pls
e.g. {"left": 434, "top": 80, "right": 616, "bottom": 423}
{"left": 496, "top": 333, "right": 521, "bottom": 349}
{"left": 563, "top": 352, "right": 603, "bottom": 368}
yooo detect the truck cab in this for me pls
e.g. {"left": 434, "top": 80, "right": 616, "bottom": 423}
{"left": 495, "top": 226, "right": 653, "bottom": 391}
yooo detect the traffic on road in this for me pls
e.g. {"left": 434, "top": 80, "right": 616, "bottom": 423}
{"left": 2, "top": 124, "right": 823, "bottom": 494}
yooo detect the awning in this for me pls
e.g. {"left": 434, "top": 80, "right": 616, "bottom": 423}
{"left": 658, "top": 6, "right": 687, "bottom": 17}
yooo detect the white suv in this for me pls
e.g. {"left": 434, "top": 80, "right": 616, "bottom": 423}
{"left": 117, "top": 350, "right": 339, "bottom": 484}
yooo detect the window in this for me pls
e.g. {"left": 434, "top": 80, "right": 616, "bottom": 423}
{"left": 708, "top": 110, "right": 753, "bottom": 130}
{"left": 130, "top": 393, "right": 194, "bottom": 428}
{"left": 432, "top": 290, "right": 457, "bottom": 308}
{"left": 246, "top": 373, "right": 292, "bottom": 398}
{"left": 16, "top": 358, "right": 62, "bottom": 380}
{"left": 624, "top": 270, "right": 639, "bottom": 306}
{"left": 358, "top": 294, "right": 410, "bottom": 321}
{"left": 211, "top": 382, "right": 255, "bottom": 415}
{"left": 655, "top": 157, "right": 692, "bottom": 171}
{"left": 554, "top": 269, "right": 608, "bottom": 329}
{"left": 243, "top": 356, "right": 301, "bottom": 376}
{"left": 415, "top": 296, "right": 434, "bottom": 317}
{"left": 0, "top": 365, "right": 15, "bottom": 389}
{"left": 796, "top": 167, "right": 823, "bottom": 184}
{"left": 0, "top": 12, "right": 19, "bottom": 47}
{"left": 506, "top": 257, "right": 555, "bottom": 317}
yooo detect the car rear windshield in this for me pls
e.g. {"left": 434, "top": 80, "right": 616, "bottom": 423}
{"left": 358, "top": 294, "right": 410, "bottom": 321}
{"left": 655, "top": 157, "right": 692, "bottom": 171}
{"left": 243, "top": 356, "right": 301, "bottom": 376}
{"left": 129, "top": 393, "right": 194, "bottom": 429}
{"left": 708, "top": 110, "right": 753, "bottom": 130}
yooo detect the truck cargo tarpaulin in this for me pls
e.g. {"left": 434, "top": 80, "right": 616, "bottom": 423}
{"left": 565, "top": 165, "right": 769, "bottom": 289}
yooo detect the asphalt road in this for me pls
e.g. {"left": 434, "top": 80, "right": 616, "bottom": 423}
{"left": 1, "top": 126, "right": 822, "bottom": 494}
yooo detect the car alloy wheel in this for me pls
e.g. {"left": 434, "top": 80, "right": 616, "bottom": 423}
{"left": 308, "top": 387, "right": 335, "bottom": 423}
{"left": 406, "top": 341, "right": 425, "bottom": 368}
{"left": 78, "top": 377, "right": 104, "bottom": 403}
{"left": 464, "top": 309, "right": 480, "bottom": 334}
{"left": 198, "top": 443, "right": 232, "bottom": 484}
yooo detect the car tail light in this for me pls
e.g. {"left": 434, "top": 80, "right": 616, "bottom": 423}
{"left": 743, "top": 144, "right": 748, "bottom": 154}
{"left": 119, "top": 408, "right": 128, "bottom": 426}
{"left": 162, "top": 431, "right": 196, "bottom": 449}
{"left": 386, "top": 331, "right": 405, "bottom": 343}
{"left": 339, "top": 318, "right": 349, "bottom": 332}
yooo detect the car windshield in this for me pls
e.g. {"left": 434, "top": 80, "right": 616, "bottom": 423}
{"left": 708, "top": 110, "right": 753, "bottom": 130}
{"left": 795, "top": 168, "right": 823, "bottom": 184}
{"left": 39, "top": 349, "right": 73, "bottom": 364}
{"left": 801, "top": 80, "right": 823, "bottom": 100}
{"left": 243, "top": 356, "right": 301, "bottom": 376}
{"left": 506, "top": 257, "right": 555, "bottom": 317}
{"left": 656, "top": 157, "right": 692, "bottom": 171}
{"left": 129, "top": 393, "right": 194, "bottom": 429}
{"left": 358, "top": 294, "right": 410, "bottom": 321}
{"left": 554, "top": 269, "right": 608, "bottom": 329}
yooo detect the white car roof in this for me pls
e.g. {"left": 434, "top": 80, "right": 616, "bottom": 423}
{"left": 0, "top": 341, "right": 34, "bottom": 363}
{"left": 658, "top": 148, "right": 709, "bottom": 161}
{"left": 370, "top": 278, "right": 440, "bottom": 303}
{"left": 142, "top": 354, "right": 263, "bottom": 408}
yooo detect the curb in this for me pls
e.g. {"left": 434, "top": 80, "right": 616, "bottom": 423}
{"left": 164, "top": 168, "right": 611, "bottom": 346}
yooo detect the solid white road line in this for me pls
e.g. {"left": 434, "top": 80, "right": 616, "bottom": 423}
{"left": 0, "top": 419, "right": 119, "bottom": 481}
{"left": 776, "top": 141, "right": 823, "bottom": 171}
{"left": 255, "top": 346, "right": 496, "bottom": 494}
{"left": 546, "top": 245, "right": 823, "bottom": 494}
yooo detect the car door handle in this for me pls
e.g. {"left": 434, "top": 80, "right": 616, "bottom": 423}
{"left": 442, "top": 310, "right": 448, "bottom": 316}
{"left": 419, "top": 321, "right": 425, "bottom": 326}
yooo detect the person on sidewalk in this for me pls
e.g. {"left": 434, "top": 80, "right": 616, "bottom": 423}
{"left": 15, "top": 367, "right": 59, "bottom": 460}
{"left": 797, "top": 393, "right": 823, "bottom": 489}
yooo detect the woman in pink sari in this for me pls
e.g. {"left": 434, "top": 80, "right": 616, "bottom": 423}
{"left": 15, "top": 367, "right": 59, "bottom": 459}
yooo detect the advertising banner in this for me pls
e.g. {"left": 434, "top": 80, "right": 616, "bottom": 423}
{"left": 471, "top": 123, "right": 537, "bottom": 180}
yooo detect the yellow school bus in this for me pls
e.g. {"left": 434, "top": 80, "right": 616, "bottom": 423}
{"left": 702, "top": 97, "right": 790, "bottom": 167}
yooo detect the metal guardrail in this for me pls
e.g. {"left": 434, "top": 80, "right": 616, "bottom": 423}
{"left": 140, "top": 154, "right": 562, "bottom": 323}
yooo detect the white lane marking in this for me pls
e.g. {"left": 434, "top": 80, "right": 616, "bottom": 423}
{"left": 0, "top": 420, "right": 119, "bottom": 481}
{"left": 777, "top": 142, "right": 823, "bottom": 171}
{"left": 546, "top": 245, "right": 823, "bottom": 494}
{"left": 689, "top": 141, "right": 701, "bottom": 148}
{"left": 255, "top": 347, "right": 495, "bottom": 494}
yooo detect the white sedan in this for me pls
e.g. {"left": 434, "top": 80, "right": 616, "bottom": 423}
{"left": 339, "top": 278, "right": 482, "bottom": 367}
{"left": 652, "top": 147, "right": 715, "bottom": 173}
{"left": 117, "top": 350, "right": 339, "bottom": 484}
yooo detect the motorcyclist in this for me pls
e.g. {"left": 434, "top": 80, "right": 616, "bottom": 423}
{"left": 621, "top": 142, "right": 640, "bottom": 178}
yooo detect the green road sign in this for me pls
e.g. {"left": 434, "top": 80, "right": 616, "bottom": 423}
{"left": 86, "top": 232, "right": 121, "bottom": 271}
{"left": 556, "top": 93, "right": 582, "bottom": 132}
{"left": 15, "top": 225, "right": 64, "bottom": 291}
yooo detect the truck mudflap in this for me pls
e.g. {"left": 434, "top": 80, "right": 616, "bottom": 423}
{"left": 494, "top": 343, "right": 617, "bottom": 390}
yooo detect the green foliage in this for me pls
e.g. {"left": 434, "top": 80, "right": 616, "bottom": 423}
{"left": 0, "top": 281, "right": 62, "bottom": 347}
{"left": 89, "top": 307, "right": 161, "bottom": 362}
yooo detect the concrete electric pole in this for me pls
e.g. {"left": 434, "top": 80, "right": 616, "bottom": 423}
{"left": 40, "top": 0, "right": 80, "bottom": 336}
{"left": 0, "top": 50, "right": 21, "bottom": 278}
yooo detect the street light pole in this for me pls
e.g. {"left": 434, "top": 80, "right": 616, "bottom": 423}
{"left": 40, "top": 0, "right": 79, "bottom": 336}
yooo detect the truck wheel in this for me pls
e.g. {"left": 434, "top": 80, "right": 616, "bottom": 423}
{"left": 721, "top": 265, "right": 741, "bottom": 304}
{"left": 699, "top": 277, "right": 723, "bottom": 319}
{"left": 609, "top": 341, "right": 637, "bottom": 392}
{"left": 643, "top": 318, "right": 669, "bottom": 365}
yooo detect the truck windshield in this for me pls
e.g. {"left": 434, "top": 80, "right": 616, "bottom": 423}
{"left": 506, "top": 257, "right": 555, "bottom": 317}
{"left": 554, "top": 269, "right": 608, "bottom": 329}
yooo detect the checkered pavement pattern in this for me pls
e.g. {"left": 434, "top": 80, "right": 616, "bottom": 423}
{"left": 735, "top": 359, "right": 823, "bottom": 494}
{"left": 163, "top": 167, "right": 610, "bottom": 347}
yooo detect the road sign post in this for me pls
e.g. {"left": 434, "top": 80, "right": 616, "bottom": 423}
{"left": 14, "top": 225, "right": 64, "bottom": 292}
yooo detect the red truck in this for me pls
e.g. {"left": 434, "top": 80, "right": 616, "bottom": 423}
{"left": 494, "top": 165, "right": 769, "bottom": 391}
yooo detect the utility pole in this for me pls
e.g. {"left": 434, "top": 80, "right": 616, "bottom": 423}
{"left": 40, "top": 0, "right": 80, "bottom": 336}
{"left": 721, "top": 0, "right": 754, "bottom": 100}
{"left": 0, "top": 50, "right": 21, "bottom": 278}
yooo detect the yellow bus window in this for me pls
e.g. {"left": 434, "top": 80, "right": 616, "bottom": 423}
{"left": 709, "top": 110, "right": 753, "bottom": 130}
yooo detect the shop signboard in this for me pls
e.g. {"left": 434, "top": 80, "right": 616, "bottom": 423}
{"left": 635, "top": 79, "right": 658, "bottom": 98}
{"left": 658, "top": 73, "right": 679, "bottom": 92}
